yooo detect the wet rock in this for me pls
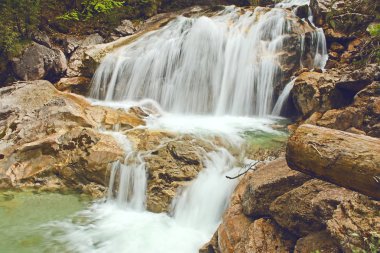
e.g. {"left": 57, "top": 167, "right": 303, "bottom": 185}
{"left": 294, "top": 231, "right": 341, "bottom": 253}
{"left": 0, "top": 80, "right": 145, "bottom": 194}
{"left": 241, "top": 157, "right": 310, "bottom": 217}
{"left": 125, "top": 128, "right": 213, "bottom": 213}
{"left": 12, "top": 43, "right": 67, "bottom": 81}
{"left": 270, "top": 179, "right": 356, "bottom": 237}
{"left": 327, "top": 196, "right": 380, "bottom": 253}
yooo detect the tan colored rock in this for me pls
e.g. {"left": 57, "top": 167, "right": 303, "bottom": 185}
{"left": 0, "top": 81, "right": 145, "bottom": 194}
{"left": 241, "top": 157, "right": 310, "bottom": 217}
{"left": 292, "top": 71, "right": 345, "bottom": 117}
{"left": 286, "top": 124, "right": 380, "bottom": 199}
{"left": 55, "top": 77, "right": 91, "bottom": 95}
{"left": 216, "top": 168, "right": 256, "bottom": 253}
{"left": 124, "top": 128, "right": 214, "bottom": 213}
{"left": 294, "top": 231, "right": 340, "bottom": 253}
{"left": 327, "top": 196, "right": 380, "bottom": 253}
{"left": 240, "top": 218, "right": 295, "bottom": 253}
{"left": 270, "top": 179, "right": 356, "bottom": 236}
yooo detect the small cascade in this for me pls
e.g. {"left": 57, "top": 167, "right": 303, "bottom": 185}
{"left": 105, "top": 132, "right": 147, "bottom": 211}
{"left": 172, "top": 149, "right": 239, "bottom": 234}
{"left": 272, "top": 79, "right": 295, "bottom": 116}
{"left": 90, "top": 4, "right": 327, "bottom": 116}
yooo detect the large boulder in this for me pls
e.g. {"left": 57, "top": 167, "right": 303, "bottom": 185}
{"left": 241, "top": 157, "right": 310, "bottom": 217}
{"left": 270, "top": 179, "right": 356, "bottom": 236}
{"left": 12, "top": 43, "right": 67, "bottom": 81}
{"left": 310, "top": 0, "right": 377, "bottom": 39}
{"left": 0, "top": 81, "right": 145, "bottom": 195}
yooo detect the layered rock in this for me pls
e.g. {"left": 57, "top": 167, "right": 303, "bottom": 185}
{"left": 0, "top": 80, "right": 145, "bottom": 195}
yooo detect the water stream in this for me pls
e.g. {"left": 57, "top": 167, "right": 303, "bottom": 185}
{"left": 4, "top": 1, "right": 328, "bottom": 252}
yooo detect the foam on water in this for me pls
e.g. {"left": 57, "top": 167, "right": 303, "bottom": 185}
{"left": 42, "top": 1, "right": 328, "bottom": 252}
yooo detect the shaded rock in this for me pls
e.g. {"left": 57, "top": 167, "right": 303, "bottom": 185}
{"left": 31, "top": 30, "right": 52, "bottom": 48}
{"left": 294, "top": 230, "right": 341, "bottom": 253}
{"left": 62, "top": 36, "right": 83, "bottom": 55}
{"left": 316, "top": 82, "right": 380, "bottom": 136}
{"left": 199, "top": 232, "right": 220, "bottom": 253}
{"left": 270, "top": 179, "right": 356, "bottom": 236}
{"left": 12, "top": 43, "right": 67, "bottom": 81}
{"left": 327, "top": 196, "right": 380, "bottom": 253}
{"left": 336, "top": 64, "right": 379, "bottom": 92}
{"left": 242, "top": 157, "right": 310, "bottom": 217}
{"left": 55, "top": 76, "right": 91, "bottom": 95}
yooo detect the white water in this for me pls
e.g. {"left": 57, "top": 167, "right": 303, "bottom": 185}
{"left": 272, "top": 79, "right": 295, "bottom": 116}
{"left": 44, "top": 1, "right": 328, "bottom": 252}
{"left": 90, "top": 4, "right": 327, "bottom": 116}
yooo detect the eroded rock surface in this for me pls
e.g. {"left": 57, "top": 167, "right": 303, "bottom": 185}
{"left": 0, "top": 80, "right": 144, "bottom": 195}
{"left": 270, "top": 179, "right": 356, "bottom": 236}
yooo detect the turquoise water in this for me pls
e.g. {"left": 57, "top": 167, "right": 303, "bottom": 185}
{"left": 0, "top": 190, "right": 87, "bottom": 253}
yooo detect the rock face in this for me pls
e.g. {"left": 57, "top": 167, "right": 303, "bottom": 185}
{"left": 327, "top": 195, "right": 380, "bottom": 253}
{"left": 241, "top": 157, "right": 310, "bottom": 217}
{"left": 270, "top": 179, "right": 356, "bottom": 236}
{"left": 310, "top": 0, "right": 377, "bottom": 39}
{"left": 12, "top": 43, "right": 67, "bottom": 81}
{"left": 126, "top": 128, "right": 214, "bottom": 213}
{"left": 0, "top": 81, "right": 145, "bottom": 195}
{"left": 286, "top": 124, "right": 380, "bottom": 199}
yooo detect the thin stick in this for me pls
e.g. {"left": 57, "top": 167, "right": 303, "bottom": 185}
{"left": 226, "top": 161, "right": 259, "bottom": 180}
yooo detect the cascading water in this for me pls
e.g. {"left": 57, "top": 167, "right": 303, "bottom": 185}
{"left": 90, "top": 4, "right": 327, "bottom": 116}
{"left": 42, "top": 1, "right": 328, "bottom": 252}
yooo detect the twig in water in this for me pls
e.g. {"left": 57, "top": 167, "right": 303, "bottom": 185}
{"left": 226, "top": 161, "right": 259, "bottom": 180}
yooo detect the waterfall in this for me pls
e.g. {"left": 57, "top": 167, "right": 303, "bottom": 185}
{"left": 272, "top": 79, "right": 295, "bottom": 116}
{"left": 90, "top": 5, "right": 327, "bottom": 117}
{"left": 44, "top": 1, "right": 329, "bottom": 252}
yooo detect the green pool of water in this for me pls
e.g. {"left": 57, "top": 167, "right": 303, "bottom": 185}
{"left": 0, "top": 190, "right": 87, "bottom": 253}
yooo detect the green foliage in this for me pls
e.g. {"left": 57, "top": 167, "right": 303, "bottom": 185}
{"left": 0, "top": 0, "right": 40, "bottom": 57}
{"left": 351, "top": 232, "right": 380, "bottom": 253}
{"left": 59, "top": 0, "right": 126, "bottom": 21}
{"left": 368, "top": 23, "right": 380, "bottom": 37}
